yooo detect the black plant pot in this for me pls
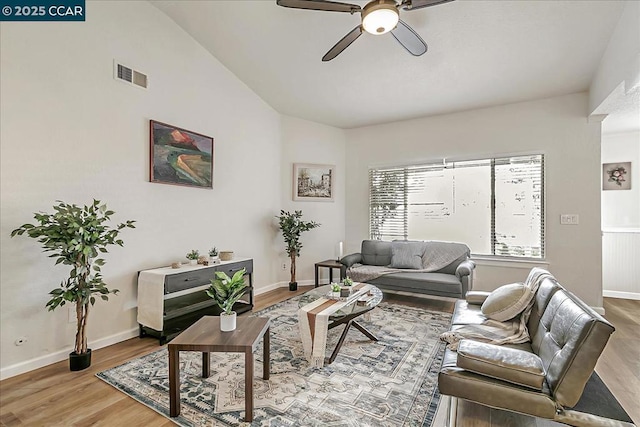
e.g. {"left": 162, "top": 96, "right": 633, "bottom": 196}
{"left": 289, "top": 282, "right": 298, "bottom": 291}
{"left": 69, "top": 349, "right": 92, "bottom": 371}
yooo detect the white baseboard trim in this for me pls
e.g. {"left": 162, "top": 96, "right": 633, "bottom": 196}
{"left": 603, "top": 290, "right": 640, "bottom": 301}
{"left": 0, "top": 327, "right": 139, "bottom": 381}
{"left": 255, "top": 280, "right": 315, "bottom": 295}
{"left": 1, "top": 279, "right": 317, "bottom": 380}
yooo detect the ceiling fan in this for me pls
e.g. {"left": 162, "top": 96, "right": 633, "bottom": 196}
{"left": 276, "top": 0, "right": 453, "bottom": 61}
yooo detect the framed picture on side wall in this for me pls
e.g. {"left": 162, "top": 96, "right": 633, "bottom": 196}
{"left": 150, "top": 120, "right": 214, "bottom": 189}
{"left": 293, "top": 163, "right": 335, "bottom": 202}
{"left": 602, "top": 162, "right": 631, "bottom": 190}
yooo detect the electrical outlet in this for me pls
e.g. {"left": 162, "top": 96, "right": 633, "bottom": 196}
{"left": 282, "top": 263, "right": 287, "bottom": 270}
{"left": 68, "top": 306, "right": 76, "bottom": 323}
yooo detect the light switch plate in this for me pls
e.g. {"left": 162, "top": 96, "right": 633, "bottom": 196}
{"left": 560, "top": 214, "right": 579, "bottom": 225}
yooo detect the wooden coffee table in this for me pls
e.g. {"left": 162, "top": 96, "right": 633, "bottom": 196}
{"left": 168, "top": 316, "right": 270, "bottom": 422}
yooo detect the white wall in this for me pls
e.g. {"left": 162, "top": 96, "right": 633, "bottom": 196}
{"left": 601, "top": 131, "right": 640, "bottom": 300}
{"left": 0, "top": 1, "right": 287, "bottom": 378}
{"left": 279, "top": 116, "right": 346, "bottom": 286}
{"left": 589, "top": 1, "right": 640, "bottom": 113}
{"left": 601, "top": 131, "right": 640, "bottom": 229}
{"left": 345, "top": 93, "right": 604, "bottom": 308}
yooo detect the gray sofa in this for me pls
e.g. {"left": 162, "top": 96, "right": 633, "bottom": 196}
{"left": 438, "top": 269, "right": 630, "bottom": 426}
{"left": 340, "top": 240, "right": 475, "bottom": 299}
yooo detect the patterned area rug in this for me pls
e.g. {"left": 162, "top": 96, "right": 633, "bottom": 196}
{"left": 97, "top": 296, "right": 452, "bottom": 426}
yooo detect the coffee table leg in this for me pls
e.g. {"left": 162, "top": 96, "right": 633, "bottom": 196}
{"left": 326, "top": 320, "right": 353, "bottom": 365}
{"left": 244, "top": 350, "right": 254, "bottom": 422}
{"left": 202, "top": 352, "right": 210, "bottom": 378}
{"left": 263, "top": 327, "right": 270, "bottom": 380}
{"left": 169, "top": 347, "right": 180, "bottom": 417}
{"left": 352, "top": 321, "right": 378, "bottom": 341}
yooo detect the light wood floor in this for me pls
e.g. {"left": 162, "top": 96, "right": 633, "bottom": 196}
{"left": 0, "top": 289, "right": 637, "bottom": 426}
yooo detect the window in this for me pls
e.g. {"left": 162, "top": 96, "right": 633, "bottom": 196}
{"left": 369, "top": 154, "right": 544, "bottom": 259}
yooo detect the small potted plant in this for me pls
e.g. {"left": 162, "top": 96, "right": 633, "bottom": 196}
{"left": 208, "top": 247, "right": 219, "bottom": 264}
{"left": 186, "top": 249, "right": 199, "bottom": 266}
{"left": 339, "top": 277, "right": 353, "bottom": 297}
{"left": 330, "top": 282, "right": 341, "bottom": 298}
{"left": 206, "top": 268, "right": 248, "bottom": 331}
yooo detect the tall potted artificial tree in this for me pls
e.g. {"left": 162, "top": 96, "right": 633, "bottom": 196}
{"left": 11, "top": 200, "right": 135, "bottom": 371}
{"left": 276, "top": 210, "right": 320, "bottom": 291}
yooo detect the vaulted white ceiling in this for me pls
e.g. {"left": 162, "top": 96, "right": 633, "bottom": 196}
{"left": 152, "top": 0, "right": 626, "bottom": 129}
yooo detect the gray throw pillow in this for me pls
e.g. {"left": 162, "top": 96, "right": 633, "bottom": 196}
{"left": 390, "top": 241, "right": 425, "bottom": 269}
{"left": 481, "top": 282, "right": 534, "bottom": 322}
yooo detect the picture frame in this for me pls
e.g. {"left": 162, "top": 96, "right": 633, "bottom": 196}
{"left": 293, "top": 163, "right": 335, "bottom": 202}
{"left": 602, "top": 162, "right": 631, "bottom": 191}
{"left": 150, "top": 120, "right": 214, "bottom": 189}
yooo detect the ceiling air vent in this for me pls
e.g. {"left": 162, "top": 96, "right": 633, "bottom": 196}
{"left": 114, "top": 61, "right": 148, "bottom": 89}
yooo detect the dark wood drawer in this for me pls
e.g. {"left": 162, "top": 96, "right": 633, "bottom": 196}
{"left": 216, "top": 259, "right": 253, "bottom": 278}
{"left": 163, "top": 260, "right": 253, "bottom": 294}
{"left": 164, "top": 269, "right": 214, "bottom": 294}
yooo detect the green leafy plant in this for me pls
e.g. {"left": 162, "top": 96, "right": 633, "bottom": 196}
{"left": 342, "top": 277, "right": 353, "bottom": 287}
{"left": 206, "top": 268, "right": 248, "bottom": 315}
{"left": 186, "top": 249, "right": 200, "bottom": 260}
{"left": 10, "top": 200, "right": 135, "bottom": 355}
{"left": 276, "top": 210, "right": 320, "bottom": 286}
{"left": 208, "top": 247, "right": 218, "bottom": 257}
{"left": 331, "top": 283, "right": 341, "bottom": 292}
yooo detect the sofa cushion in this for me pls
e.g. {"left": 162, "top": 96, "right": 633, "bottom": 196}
{"left": 390, "top": 241, "right": 426, "bottom": 269}
{"left": 481, "top": 282, "right": 533, "bottom": 322}
{"left": 361, "top": 240, "right": 392, "bottom": 266}
{"left": 456, "top": 339, "right": 546, "bottom": 391}
{"left": 368, "top": 272, "right": 462, "bottom": 298}
{"left": 439, "top": 347, "right": 556, "bottom": 419}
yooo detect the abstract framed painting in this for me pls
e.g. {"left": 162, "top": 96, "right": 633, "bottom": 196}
{"left": 602, "top": 162, "right": 631, "bottom": 190}
{"left": 150, "top": 120, "right": 214, "bottom": 189}
{"left": 293, "top": 163, "right": 335, "bottom": 202}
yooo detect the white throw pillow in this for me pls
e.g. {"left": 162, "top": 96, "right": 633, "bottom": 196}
{"left": 481, "top": 282, "right": 534, "bottom": 322}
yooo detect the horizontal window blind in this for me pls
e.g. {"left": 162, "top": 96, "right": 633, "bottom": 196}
{"left": 369, "top": 154, "right": 544, "bottom": 259}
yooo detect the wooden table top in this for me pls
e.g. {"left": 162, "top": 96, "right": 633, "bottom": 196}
{"left": 168, "top": 316, "right": 269, "bottom": 352}
{"left": 315, "top": 259, "right": 344, "bottom": 267}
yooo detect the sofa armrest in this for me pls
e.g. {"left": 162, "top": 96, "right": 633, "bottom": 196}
{"left": 456, "top": 259, "right": 476, "bottom": 295}
{"left": 455, "top": 259, "right": 475, "bottom": 278}
{"left": 466, "top": 291, "right": 491, "bottom": 305}
{"left": 456, "top": 339, "right": 546, "bottom": 391}
{"left": 340, "top": 253, "right": 362, "bottom": 269}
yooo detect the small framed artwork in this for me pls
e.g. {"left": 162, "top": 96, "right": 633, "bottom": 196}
{"left": 602, "top": 162, "right": 631, "bottom": 191}
{"left": 293, "top": 163, "right": 335, "bottom": 202}
{"left": 150, "top": 120, "right": 214, "bottom": 189}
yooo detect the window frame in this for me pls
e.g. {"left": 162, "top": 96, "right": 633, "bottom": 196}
{"left": 368, "top": 154, "right": 546, "bottom": 261}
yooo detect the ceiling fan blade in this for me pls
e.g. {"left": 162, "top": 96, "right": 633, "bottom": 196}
{"left": 276, "top": 0, "right": 361, "bottom": 13}
{"left": 322, "top": 25, "right": 363, "bottom": 61}
{"left": 391, "top": 20, "right": 427, "bottom": 56}
{"left": 401, "top": 0, "right": 454, "bottom": 11}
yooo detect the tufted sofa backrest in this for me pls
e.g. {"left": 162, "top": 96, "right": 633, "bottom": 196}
{"left": 529, "top": 287, "right": 615, "bottom": 407}
{"left": 361, "top": 240, "right": 392, "bottom": 266}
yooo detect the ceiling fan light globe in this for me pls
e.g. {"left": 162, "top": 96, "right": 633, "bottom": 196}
{"left": 362, "top": 1, "right": 399, "bottom": 35}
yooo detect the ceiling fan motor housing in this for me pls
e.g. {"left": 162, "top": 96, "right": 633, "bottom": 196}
{"left": 362, "top": 0, "right": 399, "bottom": 35}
